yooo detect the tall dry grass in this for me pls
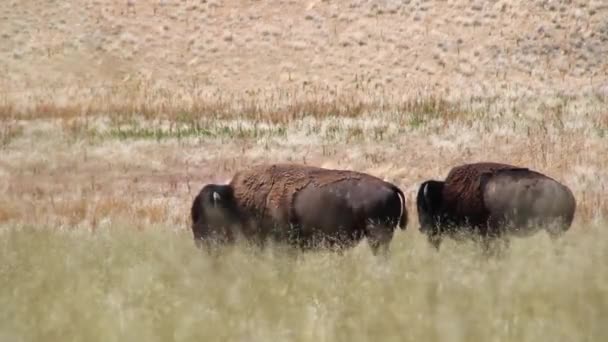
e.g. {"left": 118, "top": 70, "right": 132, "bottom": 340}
{"left": 0, "top": 80, "right": 607, "bottom": 341}
{"left": 0, "top": 221, "right": 607, "bottom": 342}
{"left": 2, "top": 0, "right": 607, "bottom": 339}
{"left": 1, "top": 82, "right": 606, "bottom": 227}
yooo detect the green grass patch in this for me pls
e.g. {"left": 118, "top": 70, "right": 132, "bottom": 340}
{"left": 0, "top": 121, "right": 23, "bottom": 147}
{"left": 86, "top": 121, "right": 288, "bottom": 142}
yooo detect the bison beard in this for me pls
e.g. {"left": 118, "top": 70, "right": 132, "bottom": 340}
{"left": 192, "top": 163, "right": 407, "bottom": 254}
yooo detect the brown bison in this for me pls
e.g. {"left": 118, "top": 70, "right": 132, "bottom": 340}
{"left": 416, "top": 162, "right": 576, "bottom": 252}
{"left": 191, "top": 163, "right": 408, "bottom": 255}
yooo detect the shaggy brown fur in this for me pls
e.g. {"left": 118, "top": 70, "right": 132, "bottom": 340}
{"left": 230, "top": 163, "right": 387, "bottom": 223}
{"left": 441, "top": 162, "right": 530, "bottom": 230}
{"left": 192, "top": 164, "right": 408, "bottom": 250}
{"left": 417, "top": 161, "right": 576, "bottom": 254}
{"left": 218, "top": 163, "right": 407, "bottom": 251}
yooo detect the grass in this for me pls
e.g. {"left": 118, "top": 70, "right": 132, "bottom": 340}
{"left": 0, "top": 122, "right": 22, "bottom": 148}
{"left": 1, "top": 222, "right": 607, "bottom": 342}
{"left": 2, "top": 0, "right": 607, "bottom": 339}
{"left": 105, "top": 122, "right": 287, "bottom": 142}
{"left": 1, "top": 81, "right": 607, "bottom": 341}
{"left": 0, "top": 81, "right": 477, "bottom": 124}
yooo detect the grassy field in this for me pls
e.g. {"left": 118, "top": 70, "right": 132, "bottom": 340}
{"left": 1, "top": 87, "right": 607, "bottom": 341}
{"left": 2, "top": 0, "right": 608, "bottom": 341}
{"left": 0, "top": 220, "right": 606, "bottom": 342}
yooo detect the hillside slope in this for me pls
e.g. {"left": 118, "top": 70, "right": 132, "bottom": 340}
{"left": 1, "top": 0, "right": 607, "bottom": 100}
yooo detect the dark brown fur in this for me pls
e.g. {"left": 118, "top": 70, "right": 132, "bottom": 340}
{"left": 193, "top": 163, "right": 407, "bottom": 254}
{"left": 417, "top": 162, "right": 575, "bottom": 253}
{"left": 230, "top": 163, "right": 374, "bottom": 223}
{"left": 441, "top": 162, "right": 530, "bottom": 231}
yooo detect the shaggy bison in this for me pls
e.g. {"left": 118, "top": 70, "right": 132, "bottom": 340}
{"left": 191, "top": 163, "right": 408, "bottom": 255}
{"left": 416, "top": 162, "right": 576, "bottom": 252}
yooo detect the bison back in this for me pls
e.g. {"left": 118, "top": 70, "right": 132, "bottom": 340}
{"left": 482, "top": 169, "right": 576, "bottom": 235}
{"left": 227, "top": 163, "right": 364, "bottom": 222}
{"left": 442, "top": 162, "right": 528, "bottom": 227}
{"left": 300, "top": 177, "right": 403, "bottom": 222}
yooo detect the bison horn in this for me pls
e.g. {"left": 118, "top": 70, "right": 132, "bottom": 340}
{"left": 423, "top": 182, "right": 429, "bottom": 201}
{"left": 213, "top": 191, "right": 221, "bottom": 206}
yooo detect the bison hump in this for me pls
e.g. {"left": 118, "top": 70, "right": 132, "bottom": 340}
{"left": 229, "top": 165, "right": 276, "bottom": 217}
{"left": 442, "top": 162, "right": 528, "bottom": 221}
{"left": 230, "top": 163, "right": 376, "bottom": 224}
{"left": 264, "top": 164, "right": 366, "bottom": 214}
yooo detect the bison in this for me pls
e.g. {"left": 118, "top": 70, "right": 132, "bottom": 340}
{"left": 191, "top": 163, "right": 408, "bottom": 255}
{"left": 416, "top": 162, "right": 576, "bottom": 252}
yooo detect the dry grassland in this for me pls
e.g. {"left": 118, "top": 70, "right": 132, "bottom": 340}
{"left": 1, "top": 0, "right": 607, "bottom": 341}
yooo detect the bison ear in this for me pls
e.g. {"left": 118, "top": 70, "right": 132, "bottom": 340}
{"left": 212, "top": 191, "right": 221, "bottom": 206}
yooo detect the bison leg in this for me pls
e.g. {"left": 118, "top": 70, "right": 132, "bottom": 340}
{"left": 209, "top": 228, "right": 236, "bottom": 246}
{"left": 192, "top": 228, "right": 235, "bottom": 258}
{"left": 480, "top": 224, "right": 510, "bottom": 258}
{"left": 365, "top": 222, "right": 394, "bottom": 256}
{"left": 547, "top": 228, "right": 564, "bottom": 240}
{"left": 477, "top": 216, "right": 511, "bottom": 257}
{"left": 480, "top": 235, "right": 510, "bottom": 258}
{"left": 544, "top": 217, "right": 571, "bottom": 242}
{"left": 427, "top": 233, "right": 442, "bottom": 251}
{"left": 194, "top": 237, "right": 204, "bottom": 250}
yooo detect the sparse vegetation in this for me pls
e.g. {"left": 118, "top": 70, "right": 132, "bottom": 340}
{"left": 1, "top": 81, "right": 606, "bottom": 341}
{"left": 1, "top": 0, "right": 607, "bottom": 340}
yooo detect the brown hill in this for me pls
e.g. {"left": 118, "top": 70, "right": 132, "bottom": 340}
{"left": 1, "top": 0, "right": 607, "bottom": 101}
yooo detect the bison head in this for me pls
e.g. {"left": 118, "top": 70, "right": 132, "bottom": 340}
{"left": 416, "top": 180, "right": 445, "bottom": 249}
{"left": 190, "top": 184, "right": 239, "bottom": 248}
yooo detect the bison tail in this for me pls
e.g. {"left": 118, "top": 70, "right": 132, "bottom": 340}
{"left": 394, "top": 186, "right": 408, "bottom": 230}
